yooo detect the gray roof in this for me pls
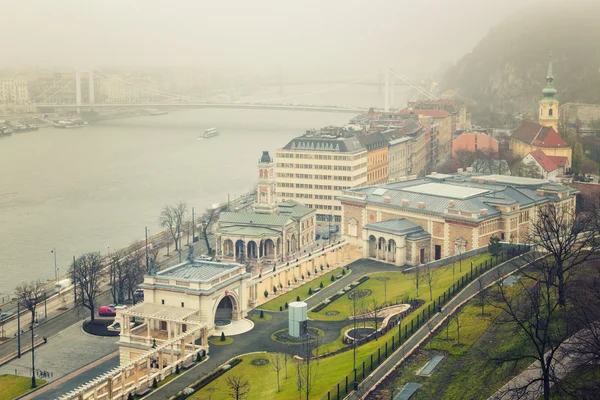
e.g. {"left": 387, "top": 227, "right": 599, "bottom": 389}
{"left": 282, "top": 135, "right": 365, "bottom": 153}
{"left": 277, "top": 200, "right": 315, "bottom": 219}
{"left": 218, "top": 212, "right": 292, "bottom": 227}
{"left": 365, "top": 218, "right": 429, "bottom": 238}
{"left": 158, "top": 260, "right": 241, "bottom": 282}
{"left": 337, "top": 173, "right": 577, "bottom": 222}
{"left": 357, "top": 132, "right": 387, "bottom": 150}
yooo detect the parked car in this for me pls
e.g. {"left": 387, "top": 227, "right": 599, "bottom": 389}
{"left": 98, "top": 305, "right": 116, "bottom": 317}
{"left": 134, "top": 289, "right": 144, "bottom": 299}
{"left": 322, "top": 234, "right": 329, "bottom": 240}
{"left": 197, "top": 254, "right": 213, "bottom": 261}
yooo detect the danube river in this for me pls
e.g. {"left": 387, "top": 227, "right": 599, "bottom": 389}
{"left": 0, "top": 83, "right": 410, "bottom": 294}
{"left": 0, "top": 109, "right": 353, "bottom": 294}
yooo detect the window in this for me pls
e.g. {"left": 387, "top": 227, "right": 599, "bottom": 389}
{"left": 549, "top": 108, "right": 553, "bottom": 116}
{"left": 161, "top": 299, "right": 165, "bottom": 305}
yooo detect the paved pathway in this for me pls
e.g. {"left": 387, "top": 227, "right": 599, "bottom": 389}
{"left": 0, "top": 322, "right": 118, "bottom": 383}
{"left": 348, "top": 252, "right": 540, "bottom": 400}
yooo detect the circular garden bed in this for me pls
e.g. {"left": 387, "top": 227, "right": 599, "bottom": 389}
{"left": 271, "top": 327, "right": 324, "bottom": 344}
{"left": 251, "top": 358, "right": 270, "bottom": 366}
{"left": 348, "top": 289, "right": 372, "bottom": 300}
{"left": 325, "top": 311, "right": 340, "bottom": 316}
{"left": 346, "top": 327, "right": 375, "bottom": 340}
{"left": 83, "top": 318, "right": 120, "bottom": 337}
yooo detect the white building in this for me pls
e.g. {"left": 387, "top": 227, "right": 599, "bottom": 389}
{"left": 275, "top": 134, "right": 368, "bottom": 224}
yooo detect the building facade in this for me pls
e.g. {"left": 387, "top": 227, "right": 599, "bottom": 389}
{"left": 0, "top": 79, "right": 30, "bottom": 110}
{"left": 275, "top": 135, "right": 367, "bottom": 223}
{"left": 339, "top": 173, "right": 577, "bottom": 265}
{"left": 509, "top": 120, "right": 572, "bottom": 166}
{"left": 539, "top": 57, "right": 559, "bottom": 131}
{"left": 452, "top": 133, "right": 499, "bottom": 157}
{"left": 358, "top": 131, "right": 389, "bottom": 185}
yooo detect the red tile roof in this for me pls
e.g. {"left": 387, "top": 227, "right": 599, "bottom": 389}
{"left": 511, "top": 121, "right": 569, "bottom": 148}
{"left": 528, "top": 150, "right": 558, "bottom": 172}
{"left": 397, "top": 108, "right": 450, "bottom": 118}
{"left": 547, "top": 155, "right": 567, "bottom": 168}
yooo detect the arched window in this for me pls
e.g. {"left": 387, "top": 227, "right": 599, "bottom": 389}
{"left": 549, "top": 108, "right": 553, "bottom": 116}
{"left": 259, "top": 170, "right": 264, "bottom": 178}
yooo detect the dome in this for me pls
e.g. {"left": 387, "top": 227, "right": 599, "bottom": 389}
{"left": 260, "top": 151, "right": 272, "bottom": 163}
{"left": 542, "top": 86, "right": 557, "bottom": 96}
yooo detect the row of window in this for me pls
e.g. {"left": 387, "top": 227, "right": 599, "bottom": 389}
{"left": 276, "top": 163, "right": 362, "bottom": 171}
{"left": 276, "top": 153, "right": 364, "bottom": 161}
{"left": 277, "top": 173, "right": 364, "bottom": 181}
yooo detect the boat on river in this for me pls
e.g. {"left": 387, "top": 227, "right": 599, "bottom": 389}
{"left": 54, "top": 119, "right": 88, "bottom": 129}
{"left": 200, "top": 127, "right": 219, "bottom": 139}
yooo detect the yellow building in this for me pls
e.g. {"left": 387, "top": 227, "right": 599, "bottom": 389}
{"left": 509, "top": 57, "right": 572, "bottom": 167}
{"left": 358, "top": 131, "right": 389, "bottom": 185}
{"left": 539, "top": 56, "right": 559, "bottom": 131}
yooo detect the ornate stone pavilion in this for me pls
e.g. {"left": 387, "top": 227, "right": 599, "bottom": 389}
{"left": 364, "top": 218, "right": 431, "bottom": 266}
{"left": 215, "top": 151, "right": 317, "bottom": 273}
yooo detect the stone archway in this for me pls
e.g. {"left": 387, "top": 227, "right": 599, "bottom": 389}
{"left": 235, "top": 240, "right": 245, "bottom": 261}
{"left": 264, "top": 239, "right": 275, "bottom": 258}
{"left": 214, "top": 292, "right": 240, "bottom": 325}
{"left": 223, "top": 239, "right": 234, "bottom": 257}
{"left": 378, "top": 237, "right": 386, "bottom": 260}
{"left": 247, "top": 241, "right": 258, "bottom": 259}
{"left": 388, "top": 239, "right": 396, "bottom": 263}
{"left": 368, "top": 235, "right": 377, "bottom": 258}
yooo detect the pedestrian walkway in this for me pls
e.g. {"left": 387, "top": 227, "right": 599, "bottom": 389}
{"left": 0, "top": 321, "right": 118, "bottom": 382}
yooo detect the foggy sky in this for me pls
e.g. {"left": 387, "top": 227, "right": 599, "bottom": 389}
{"left": 2, "top": 0, "right": 531, "bottom": 77}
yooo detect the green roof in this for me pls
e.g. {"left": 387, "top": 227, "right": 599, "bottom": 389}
{"left": 218, "top": 212, "right": 292, "bottom": 227}
{"left": 217, "top": 225, "right": 282, "bottom": 237}
{"left": 277, "top": 200, "right": 315, "bottom": 219}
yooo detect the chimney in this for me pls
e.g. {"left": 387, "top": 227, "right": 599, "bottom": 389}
{"left": 401, "top": 199, "right": 409, "bottom": 206}
{"left": 536, "top": 189, "right": 544, "bottom": 196}
{"left": 480, "top": 208, "right": 488, "bottom": 215}
{"left": 384, "top": 196, "right": 391, "bottom": 203}
{"left": 448, "top": 200, "right": 455, "bottom": 207}
{"left": 488, "top": 178, "right": 496, "bottom": 183}
{"left": 431, "top": 171, "right": 437, "bottom": 175}
{"left": 466, "top": 167, "right": 473, "bottom": 173}
{"left": 457, "top": 168, "right": 463, "bottom": 173}
{"left": 418, "top": 202, "right": 425, "bottom": 209}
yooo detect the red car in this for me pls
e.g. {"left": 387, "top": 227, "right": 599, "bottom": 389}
{"left": 98, "top": 305, "right": 116, "bottom": 317}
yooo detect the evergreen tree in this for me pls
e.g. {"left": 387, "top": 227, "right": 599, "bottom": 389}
{"left": 221, "top": 331, "right": 226, "bottom": 342}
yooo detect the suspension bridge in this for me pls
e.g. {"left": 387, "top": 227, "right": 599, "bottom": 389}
{"left": 31, "top": 68, "right": 439, "bottom": 114}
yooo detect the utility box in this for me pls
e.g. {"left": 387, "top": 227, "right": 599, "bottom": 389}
{"left": 288, "top": 301, "right": 308, "bottom": 337}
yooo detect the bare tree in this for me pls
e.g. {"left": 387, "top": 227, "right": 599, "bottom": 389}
{"left": 269, "top": 353, "right": 285, "bottom": 392}
{"left": 15, "top": 280, "right": 44, "bottom": 388}
{"left": 159, "top": 202, "right": 187, "bottom": 251}
{"left": 422, "top": 265, "right": 439, "bottom": 301}
{"left": 454, "top": 313, "right": 462, "bottom": 346}
{"left": 201, "top": 206, "right": 219, "bottom": 255}
{"left": 298, "top": 330, "right": 321, "bottom": 400}
{"left": 527, "top": 203, "right": 599, "bottom": 307}
{"left": 368, "top": 298, "right": 381, "bottom": 336}
{"left": 412, "top": 265, "right": 421, "bottom": 298}
{"left": 476, "top": 277, "right": 487, "bottom": 317}
{"left": 109, "top": 249, "right": 126, "bottom": 305}
{"left": 488, "top": 256, "right": 569, "bottom": 400}
{"left": 123, "top": 245, "right": 146, "bottom": 304}
{"left": 226, "top": 375, "right": 250, "bottom": 400}
{"left": 70, "top": 252, "right": 103, "bottom": 322}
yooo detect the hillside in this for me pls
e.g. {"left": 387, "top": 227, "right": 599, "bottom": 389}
{"left": 441, "top": 1, "right": 600, "bottom": 123}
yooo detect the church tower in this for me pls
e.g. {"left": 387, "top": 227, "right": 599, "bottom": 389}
{"left": 253, "top": 151, "right": 278, "bottom": 215}
{"left": 539, "top": 55, "right": 559, "bottom": 131}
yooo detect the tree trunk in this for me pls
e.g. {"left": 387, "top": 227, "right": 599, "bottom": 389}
{"left": 557, "top": 269, "right": 566, "bottom": 307}
{"left": 543, "top": 368, "right": 551, "bottom": 400}
{"left": 31, "top": 327, "right": 36, "bottom": 388}
{"left": 89, "top": 303, "right": 95, "bottom": 322}
{"left": 203, "top": 228, "right": 212, "bottom": 254}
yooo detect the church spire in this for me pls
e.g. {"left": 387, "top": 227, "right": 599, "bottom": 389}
{"left": 542, "top": 53, "right": 557, "bottom": 99}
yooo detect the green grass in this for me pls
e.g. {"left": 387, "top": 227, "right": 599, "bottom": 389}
{"left": 309, "top": 253, "right": 494, "bottom": 322}
{"left": 209, "top": 336, "right": 235, "bottom": 345}
{"left": 250, "top": 313, "right": 272, "bottom": 322}
{"left": 315, "top": 321, "right": 375, "bottom": 356}
{"left": 0, "top": 374, "right": 47, "bottom": 400}
{"left": 259, "top": 267, "right": 343, "bottom": 311}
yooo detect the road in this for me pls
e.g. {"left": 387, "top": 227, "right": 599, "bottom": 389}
{"left": 348, "top": 252, "right": 540, "bottom": 400}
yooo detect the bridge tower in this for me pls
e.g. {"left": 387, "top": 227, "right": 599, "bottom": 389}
{"left": 389, "top": 70, "right": 395, "bottom": 109}
{"left": 88, "top": 70, "right": 95, "bottom": 104}
{"left": 75, "top": 68, "right": 82, "bottom": 114}
{"left": 384, "top": 67, "right": 390, "bottom": 112}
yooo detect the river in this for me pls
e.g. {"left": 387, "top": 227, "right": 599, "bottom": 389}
{"left": 0, "top": 84, "right": 408, "bottom": 294}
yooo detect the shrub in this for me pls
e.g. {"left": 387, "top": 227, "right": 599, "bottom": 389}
{"left": 331, "top": 275, "right": 335, "bottom": 282}
{"left": 308, "top": 288, "right": 313, "bottom": 295}
{"left": 301, "top": 274, "right": 305, "bottom": 280}
{"left": 128, "top": 394, "right": 134, "bottom": 400}
{"left": 196, "top": 352, "right": 202, "bottom": 362}
{"left": 264, "top": 290, "right": 269, "bottom": 298}
{"left": 342, "top": 269, "right": 346, "bottom": 275}
{"left": 176, "top": 364, "right": 180, "bottom": 374}
{"left": 260, "top": 310, "right": 264, "bottom": 319}
{"left": 327, "top": 263, "right": 330, "bottom": 268}
{"left": 279, "top": 283, "right": 283, "bottom": 289}
{"left": 280, "top": 306, "right": 283, "bottom": 311}
{"left": 315, "top": 268, "right": 318, "bottom": 274}
{"left": 285, "top": 302, "right": 288, "bottom": 309}
{"left": 273, "top": 286, "right": 277, "bottom": 293}
{"left": 294, "top": 277, "right": 297, "bottom": 283}
{"left": 273, "top": 266, "right": 276, "bottom": 272}
{"left": 296, "top": 296, "right": 301, "bottom": 302}
{"left": 307, "top": 271, "right": 311, "bottom": 277}
{"left": 220, "top": 332, "right": 226, "bottom": 342}
{"left": 320, "top": 281, "right": 324, "bottom": 289}
{"left": 153, "top": 378, "right": 158, "bottom": 388}
{"left": 288, "top": 280, "right": 291, "bottom": 286}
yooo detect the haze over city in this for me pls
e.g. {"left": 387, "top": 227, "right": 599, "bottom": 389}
{"left": 1, "top": 1, "right": 600, "bottom": 400}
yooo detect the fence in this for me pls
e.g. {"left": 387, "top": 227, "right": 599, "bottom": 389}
{"left": 320, "top": 244, "right": 530, "bottom": 400}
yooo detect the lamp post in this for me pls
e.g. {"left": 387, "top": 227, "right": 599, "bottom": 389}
{"left": 30, "top": 324, "right": 36, "bottom": 388}
{"left": 145, "top": 226, "right": 149, "bottom": 272}
{"left": 51, "top": 248, "right": 58, "bottom": 281}
{"left": 17, "top": 301, "right": 21, "bottom": 358}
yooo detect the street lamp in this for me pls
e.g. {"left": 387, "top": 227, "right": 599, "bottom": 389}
{"left": 51, "top": 248, "right": 58, "bottom": 281}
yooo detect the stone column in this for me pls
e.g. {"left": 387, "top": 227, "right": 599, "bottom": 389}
{"left": 106, "top": 376, "right": 113, "bottom": 398}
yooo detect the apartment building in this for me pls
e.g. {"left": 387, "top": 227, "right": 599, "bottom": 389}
{"left": 0, "top": 78, "right": 30, "bottom": 109}
{"left": 275, "top": 134, "right": 367, "bottom": 223}
{"left": 358, "top": 131, "right": 389, "bottom": 185}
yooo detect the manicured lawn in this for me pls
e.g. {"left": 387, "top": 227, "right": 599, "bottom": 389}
{"left": 259, "top": 267, "right": 344, "bottom": 311}
{"left": 0, "top": 374, "right": 47, "bottom": 400}
{"left": 309, "top": 253, "right": 494, "bottom": 322}
{"left": 209, "top": 336, "right": 235, "bottom": 345}
{"left": 250, "top": 313, "right": 272, "bottom": 322}
{"left": 316, "top": 321, "right": 375, "bottom": 356}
